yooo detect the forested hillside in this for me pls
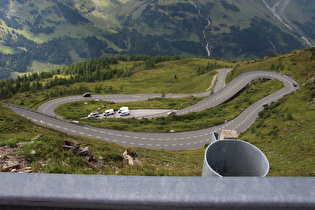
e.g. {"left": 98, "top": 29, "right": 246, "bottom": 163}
{"left": 0, "top": 0, "right": 314, "bottom": 80}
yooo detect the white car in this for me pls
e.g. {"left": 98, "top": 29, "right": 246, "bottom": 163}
{"left": 120, "top": 110, "right": 130, "bottom": 117}
{"left": 167, "top": 111, "right": 176, "bottom": 115}
{"left": 88, "top": 112, "right": 99, "bottom": 118}
{"left": 103, "top": 109, "right": 114, "bottom": 116}
{"left": 118, "top": 106, "right": 128, "bottom": 113}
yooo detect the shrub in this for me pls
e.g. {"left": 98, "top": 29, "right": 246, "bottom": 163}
{"left": 286, "top": 112, "right": 294, "bottom": 121}
{"left": 259, "top": 110, "right": 271, "bottom": 119}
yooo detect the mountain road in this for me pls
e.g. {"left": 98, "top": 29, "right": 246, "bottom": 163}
{"left": 3, "top": 69, "right": 298, "bottom": 150}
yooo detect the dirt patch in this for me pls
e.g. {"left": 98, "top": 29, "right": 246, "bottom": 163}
{"left": 0, "top": 145, "right": 35, "bottom": 173}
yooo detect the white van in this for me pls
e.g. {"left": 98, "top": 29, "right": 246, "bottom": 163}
{"left": 120, "top": 110, "right": 130, "bottom": 117}
{"left": 88, "top": 111, "right": 99, "bottom": 118}
{"left": 103, "top": 109, "right": 114, "bottom": 116}
{"left": 118, "top": 106, "right": 128, "bottom": 113}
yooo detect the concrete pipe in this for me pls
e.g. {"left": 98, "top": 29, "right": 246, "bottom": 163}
{"left": 202, "top": 139, "right": 269, "bottom": 177}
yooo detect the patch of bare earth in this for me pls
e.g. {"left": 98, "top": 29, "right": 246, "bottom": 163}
{"left": 0, "top": 145, "right": 36, "bottom": 173}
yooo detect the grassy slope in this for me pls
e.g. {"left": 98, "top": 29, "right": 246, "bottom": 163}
{"left": 0, "top": 104, "right": 204, "bottom": 176}
{"left": 1, "top": 51, "right": 314, "bottom": 176}
{"left": 3, "top": 58, "right": 233, "bottom": 109}
{"left": 0, "top": 0, "right": 113, "bottom": 67}
{"left": 227, "top": 49, "right": 315, "bottom": 176}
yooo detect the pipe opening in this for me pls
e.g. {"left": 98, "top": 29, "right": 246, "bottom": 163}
{"left": 205, "top": 140, "right": 269, "bottom": 177}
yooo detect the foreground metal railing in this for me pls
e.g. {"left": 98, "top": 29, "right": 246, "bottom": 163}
{"left": 0, "top": 173, "right": 314, "bottom": 210}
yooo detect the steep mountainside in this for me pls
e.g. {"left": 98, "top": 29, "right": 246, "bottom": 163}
{"left": 0, "top": 0, "right": 314, "bottom": 79}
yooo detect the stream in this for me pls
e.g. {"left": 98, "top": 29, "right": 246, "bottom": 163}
{"left": 262, "top": 0, "right": 314, "bottom": 47}
{"left": 188, "top": 0, "right": 212, "bottom": 57}
{"left": 92, "top": 0, "right": 110, "bottom": 28}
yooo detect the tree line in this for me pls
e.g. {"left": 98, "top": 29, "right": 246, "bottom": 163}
{"left": 196, "top": 61, "right": 228, "bottom": 75}
{"left": 0, "top": 55, "right": 185, "bottom": 100}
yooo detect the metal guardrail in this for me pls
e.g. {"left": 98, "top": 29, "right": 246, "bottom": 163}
{"left": 0, "top": 173, "right": 314, "bottom": 210}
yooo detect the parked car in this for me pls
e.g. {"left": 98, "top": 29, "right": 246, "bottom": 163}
{"left": 293, "top": 83, "right": 298, "bottom": 87}
{"left": 263, "top": 103, "right": 268, "bottom": 107}
{"left": 88, "top": 111, "right": 99, "bottom": 118}
{"left": 118, "top": 106, "right": 128, "bottom": 113}
{"left": 83, "top": 92, "right": 91, "bottom": 97}
{"left": 104, "top": 109, "right": 114, "bottom": 116}
{"left": 167, "top": 111, "right": 176, "bottom": 115}
{"left": 120, "top": 110, "right": 130, "bottom": 117}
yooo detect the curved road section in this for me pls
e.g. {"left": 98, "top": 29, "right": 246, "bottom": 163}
{"left": 4, "top": 69, "right": 298, "bottom": 150}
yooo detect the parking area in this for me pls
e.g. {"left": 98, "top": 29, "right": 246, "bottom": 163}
{"left": 87, "top": 109, "right": 173, "bottom": 119}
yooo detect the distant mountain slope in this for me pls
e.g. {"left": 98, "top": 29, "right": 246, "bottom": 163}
{"left": 0, "top": 0, "right": 314, "bottom": 80}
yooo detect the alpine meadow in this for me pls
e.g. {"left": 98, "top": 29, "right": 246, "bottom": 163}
{"left": 0, "top": 0, "right": 314, "bottom": 178}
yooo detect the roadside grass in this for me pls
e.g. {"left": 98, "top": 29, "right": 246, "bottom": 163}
{"left": 3, "top": 58, "right": 231, "bottom": 109}
{"left": 55, "top": 79, "right": 283, "bottom": 132}
{"left": 104, "top": 59, "right": 228, "bottom": 94}
{"left": 240, "top": 89, "right": 314, "bottom": 176}
{"left": 233, "top": 49, "right": 315, "bottom": 176}
{"left": 226, "top": 49, "right": 313, "bottom": 84}
{"left": 3, "top": 91, "right": 49, "bottom": 110}
{"left": 0, "top": 104, "right": 205, "bottom": 176}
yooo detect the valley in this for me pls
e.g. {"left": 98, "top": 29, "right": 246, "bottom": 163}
{"left": 0, "top": 0, "right": 314, "bottom": 80}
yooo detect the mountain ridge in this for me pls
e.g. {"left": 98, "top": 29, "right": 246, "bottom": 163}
{"left": 0, "top": 0, "right": 314, "bottom": 80}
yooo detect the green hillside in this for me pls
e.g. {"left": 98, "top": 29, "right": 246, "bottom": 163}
{"left": 0, "top": 0, "right": 314, "bottom": 80}
{"left": 0, "top": 103, "right": 205, "bottom": 176}
{"left": 0, "top": 48, "right": 314, "bottom": 176}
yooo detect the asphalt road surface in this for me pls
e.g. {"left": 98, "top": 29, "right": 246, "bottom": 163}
{"left": 4, "top": 69, "right": 298, "bottom": 150}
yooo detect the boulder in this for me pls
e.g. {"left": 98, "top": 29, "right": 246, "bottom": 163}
{"left": 122, "top": 149, "right": 141, "bottom": 166}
